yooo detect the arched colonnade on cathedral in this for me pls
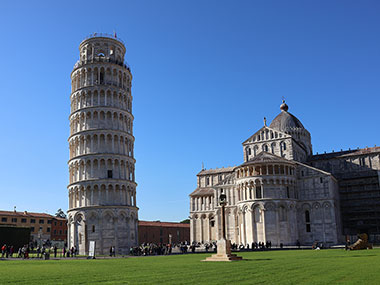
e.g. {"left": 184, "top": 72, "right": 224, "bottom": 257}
{"left": 246, "top": 141, "right": 288, "bottom": 157}
{"left": 236, "top": 178, "right": 297, "bottom": 201}
{"left": 190, "top": 207, "right": 238, "bottom": 244}
{"left": 237, "top": 201, "right": 297, "bottom": 246}
{"left": 236, "top": 164, "right": 296, "bottom": 178}
{"left": 191, "top": 195, "right": 216, "bottom": 212}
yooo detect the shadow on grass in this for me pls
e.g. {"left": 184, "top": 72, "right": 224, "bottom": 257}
{"left": 350, "top": 255, "right": 376, "bottom": 258}
{"left": 334, "top": 254, "right": 377, "bottom": 258}
{"left": 242, "top": 258, "right": 272, "bottom": 261}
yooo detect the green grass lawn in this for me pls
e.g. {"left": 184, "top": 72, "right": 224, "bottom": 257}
{"left": 1, "top": 249, "right": 379, "bottom": 284}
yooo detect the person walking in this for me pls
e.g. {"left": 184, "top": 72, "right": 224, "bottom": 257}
{"left": 10, "top": 246, "right": 14, "bottom": 257}
{"left": 36, "top": 246, "right": 41, "bottom": 258}
{"left": 5, "top": 246, "right": 9, "bottom": 258}
{"left": 41, "top": 246, "right": 45, "bottom": 259}
{"left": 1, "top": 244, "right": 6, "bottom": 258}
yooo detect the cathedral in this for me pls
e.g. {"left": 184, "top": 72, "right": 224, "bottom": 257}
{"left": 189, "top": 101, "right": 380, "bottom": 246}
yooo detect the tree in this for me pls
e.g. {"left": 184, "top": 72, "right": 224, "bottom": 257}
{"left": 180, "top": 219, "right": 190, "bottom": 224}
{"left": 55, "top": 208, "right": 67, "bottom": 219}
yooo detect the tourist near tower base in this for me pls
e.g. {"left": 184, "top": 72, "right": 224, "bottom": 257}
{"left": 67, "top": 33, "right": 138, "bottom": 255}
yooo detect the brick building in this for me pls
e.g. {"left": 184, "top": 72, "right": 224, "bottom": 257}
{"left": 0, "top": 210, "right": 67, "bottom": 243}
{"left": 51, "top": 217, "right": 68, "bottom": 242}
{"left": 138, "top": 221, "right": 190, "bottom": 244}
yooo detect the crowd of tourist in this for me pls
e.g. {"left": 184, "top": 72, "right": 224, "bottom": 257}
{"left": 2, "top": 244, "right": 38, "bottom": 259}
{"left": 128, "top": 240, "right": 276, "bottom": 256}
{"left": 2, "top": 239, "right": 299, "bottom": 260}
{"left": 1, "top": 243, "right": 82, "bottom": 259}
{"left": 130, "top": 243, "right": 173, "bottom": 256}
{"left": 1, "top": 244, "right": 15, "bottom": 258}
{"left": 234, "top": 241, "right": 273, "bottom": 250}
{"left": 129, "top": 242, "right": 194, "bottom": 256}
{"left": 194, "top": 240, "right": 273, "bottom": 252}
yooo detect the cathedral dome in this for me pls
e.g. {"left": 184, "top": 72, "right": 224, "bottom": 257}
{"left": 269, "top": 100, "right": 305, "bottom": 132}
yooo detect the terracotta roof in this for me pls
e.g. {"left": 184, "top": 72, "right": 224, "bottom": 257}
{"left": 197, "top": 166, "right": 236, "bottom": 176}
{"left": 53, "top": 217, "right": 67, "bottom": 221}
{"left": 189, "top": 187, "right": 215, "bottom": 197}
{"left": 138, "top": 220, "right": 190, "bottom": 228}
{"left": 0, "top": 210, "right": 54, "bottom": 218}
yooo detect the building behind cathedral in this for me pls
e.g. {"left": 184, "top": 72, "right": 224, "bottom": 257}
{"left": 189, "top": 101, "right": 380, "bottom": 246}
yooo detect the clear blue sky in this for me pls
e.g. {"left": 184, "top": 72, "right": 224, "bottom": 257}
{"left": 0, "top": 0, "right": 379, "bottom": 222}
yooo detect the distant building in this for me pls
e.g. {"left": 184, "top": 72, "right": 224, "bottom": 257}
{"left": 138, "top": 221, "right": 190, "bottom": 244}
{"left": 51, "top": 217, "right": 68, "bottom": 242}
{"left": 190, "top": 101, "right": 380, "bottom": 246}
{"left": 0, "top": 210, "right": 67, "bottom": 243}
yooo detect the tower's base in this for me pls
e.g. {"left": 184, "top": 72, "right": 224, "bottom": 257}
{"left": 67, "top": 206, "right": 138, "bottom": 256}
{"left": 202, "top": 238, "right": 243, "bottom": 262}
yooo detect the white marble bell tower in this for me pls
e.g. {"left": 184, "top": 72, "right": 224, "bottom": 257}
{"left": 67, "top": 33, "right": 138, "bottom": 255}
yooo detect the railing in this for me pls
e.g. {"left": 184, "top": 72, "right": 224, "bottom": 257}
{"left": 71, "top": 81, "right": 130, "bottom": 92}
{"left": 82, "top": 33, "right": 125, "bottom": 46}
{"left": 73, "top": 56, "right": 131, "bottom": 71}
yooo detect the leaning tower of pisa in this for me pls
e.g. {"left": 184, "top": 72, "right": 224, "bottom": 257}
{"left": 67, "top": 33, "right": 138, "bottom": 255}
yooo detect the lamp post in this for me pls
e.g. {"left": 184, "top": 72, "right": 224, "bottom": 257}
{"left": 219, "top": 192, "right": 227, "bottom": 240}
{"left": 203, "top": 189, "right": 242, "bottom": 261}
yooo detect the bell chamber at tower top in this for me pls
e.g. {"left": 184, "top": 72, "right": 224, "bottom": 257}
{"left": 80, "top": 33, "right": 126, "bottom": 62}
{"left": 70, "top": 34, "right": 132, "bottom": 95}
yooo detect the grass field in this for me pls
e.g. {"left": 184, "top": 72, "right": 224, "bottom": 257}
{"left": 1, "top": 249, "right": 380, "bottom": 284}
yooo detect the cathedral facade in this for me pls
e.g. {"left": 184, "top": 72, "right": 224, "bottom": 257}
{"left": 190, "top": 101, "right": 380, "bottom": 246}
